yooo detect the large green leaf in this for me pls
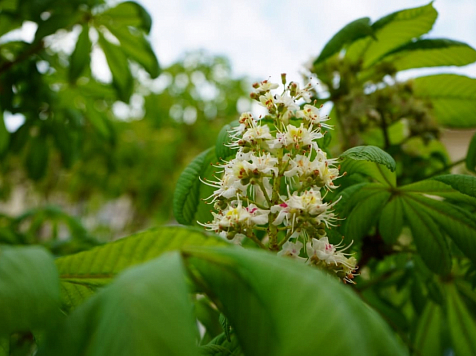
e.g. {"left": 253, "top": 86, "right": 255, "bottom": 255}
{"left": 0, "top": 246, "right": 60, "bottom": 336}
{"left": 97, "top": 32, "right": 133, "bottom": 102}
{"left": 56, "top": 226, "right": 228, "bottom": 310}
{"left": 363, "top": 2, "right": 438, "bottom": 68}
{"left": 98, "top": 1, "right": 152, "bottom": 33}
{"left": 401, "top": 196, "right": 452, "bottom": 275}
{"left": 185, "top": 247, "right": 407, "bottom": 356}
{"left": 412, "top": 74, "right": 476, "bottom": 128}
{"left": 466, "top": 132, "right": 476, "bottom": 173}
{"left": 414, "top": 302, "right": 444, "bottom": 356}
{"left": 433, "top": 174, "right": 476, "bottom": 198}
{"left": 104, "top": 25, "right": 159, "bottom": 78}
{"left": 404, "top": 193, "right": 476, "bottom": 265}
{"left": 378, "top": 39, "right": 476, "bottom": 71}
{"left": 173, "top": 147, "right": 218, "bottom": 225}
{"left": 378, "top": 196, "right": 404, "bottom": 244}
{"left": 340, "top": 145, "right": 396, "bottom": 186}
{"left": 69, "top": 23, "right": 91, "bottom": 83}
{"left": 314, "top": 17, "right": 373, "bottom": 65}
{"left": 446, "top": 284, "right": 476, "bottom": 356}
{"left": 42, "top": 253, "right": 200, "bottom": 356}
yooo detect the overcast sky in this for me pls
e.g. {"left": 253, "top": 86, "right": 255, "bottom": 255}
{"left": 138, "top": 0, "right": 476, "bottom": 84}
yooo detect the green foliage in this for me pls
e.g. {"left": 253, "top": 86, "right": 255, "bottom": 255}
{"left": 467, "top": 132, "right": 476, "bottom": 173}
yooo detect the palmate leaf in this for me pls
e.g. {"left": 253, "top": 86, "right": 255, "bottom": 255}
{"left": 414, "top": 302, "right": 444, "bottom": 356}
{"left": 69, "top": 23, "right": 91, "bottom": 83}
{"left": 41, "top": 253, "right": 200, "bottom": 356}
{"left": 56, "top": 226, "right": 228, "bottom": 310}
{"left": 378, "top": 196, "right": 404, "bottom": 244}
{"left": 412, "top": 74, "right": 476, "bottom": 128}
{"left": 432, "top": 174, "right": 476, "bottom": 199}
{"left": 466, "top": 132, "right": 476, "bottom": 173}
{"left": 362, "top": 2, "right": 437, "bottom": 68}
{"left": 378, "top": 38, "right": 476, "bottom": 71}
{"left": 186, "top": 247, "right": 407, "bottom": 356}
{"left": 340, "top": 145, "right": 396, "bottom": 186}
{"left": 173, "top": 147, "right": 218, "bottom": 226}
{"left": 0, "top": 246, "right": 60, "bottom": 336}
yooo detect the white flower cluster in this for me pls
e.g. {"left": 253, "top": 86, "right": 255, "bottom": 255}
{"left": 200, "top": 76, "right": 357, "bottom": 283}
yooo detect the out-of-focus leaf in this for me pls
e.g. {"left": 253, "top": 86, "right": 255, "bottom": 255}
{"left": 34, "top": 12, "right": 81, "bottom": 42}
{"left": 69, "top": 23, "right": 91, "bottom": 83}
{"left": 0, "top": 246, "right": 60, "bottom": 336}
{"left": 56, "top": 226, "right": 228, "bottom": 310}
{"left": 25, "top": 135, "right": 49, "bottom": 180}
{"left": 379, "top": 196, "right": 403, "bottom": 244}
{"left": 186, "top": 247, "right": 407, "bottom": 356}
{"left": 363, "top": 2, "right": 438, "bottom": 67}
{"left": 173, "top": 147, "right": 217, "bottom": 226}
{"left": 98, "top": 1, "right": 152, "bottom": 33}
{"left": 413, "top": 74, "right": 476, "bottom": 128}
{"left": 401, "top": 196, "right": 452, "bottom": 275}
{"left": 97, "top": 32, "right": 133, "bottom": 102}
{"left": 42, "top": 253, "right": 200, "bottom": 356}
{"left": 0, "top": 112, "right": 9, "bottom": 155}
{"left": 84, "top": 100, "right": 110, "bottom": 138}
{"left": 466, "top": 132, "right": 476, "bottom": 173}
{"left": 446, "top": 284, "right": 476, "bottom": 356}
{"left": 314, "top": 17, "right": 373, "bottom": 65}
{"left": 414, "top": 301, "right": 444, "bottom": 356}
{"left": 379, "top": 38, "right": 476, "bottom": 71}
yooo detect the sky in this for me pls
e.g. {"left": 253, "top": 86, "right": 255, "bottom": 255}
{"left": 138, "top": 0, "right": 476, "bottom": 84}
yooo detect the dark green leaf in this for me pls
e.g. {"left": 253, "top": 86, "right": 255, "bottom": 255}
{"left": 466, "top": 132, "right": 476, "bottom": 173}
{"left": 34, "top": 12, "right": 80, "bottom": 42}
{"left": 412, "top": 74, "right": 476, "bottom": 128}
{"left": 378, "top": 38, "right": 476, "bottom": 71}
{"left": 98, "top": 1, "right": 152, "bottom": 33}
{"left": 379, "top": 196, "right": 403, "bottom": 244}
{"left": 402, "top": 178, "right": 476, "bottom": 206}
{"left": 414, "top": 302, "right": 444, "bottom": 356}
{"left": 173, "top": 147, "right": 218, "bottom": 225}
{"left": 433, "top": 174, "right": 476, "bottom": 198}
{"left": 215, "top": 121, "right": 238, "bottom": 160}
{"left": 25, "top": 135, "right": 48, "bottom": 180}
{"left": 0, "top": 246, "right": 60, "bottom": 336}
{"left": 186, "top": 247, "right": 407, "bottom": 356}
{"left": 56, "top": 226, "right": 228, "bottom": 310}
{"left": 69, "top": 23, "right": 91, "bottom": 83}
{"left": 401, "top": 196, "right": 452, "bottom": 275}
{"left": 314, "top": 17, "right": 373, "bottom": 65}
{"left": 97, "top": 32, "right": 133, "bottom": 102}
{"left": 0, "top": 112, "right": 9, "bottom": 155}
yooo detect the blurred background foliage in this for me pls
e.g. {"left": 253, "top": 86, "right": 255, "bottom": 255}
{"left": 0, "top": 0, "right": 250, "bottom": 248}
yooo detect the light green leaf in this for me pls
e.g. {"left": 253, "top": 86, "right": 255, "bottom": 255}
{"left": 0, "top": 112, "right": 9, "bottom": 155}
{"left": 401, "top": 196, "right": 452, "bottom": 275}
{"left": 43, "top": 253, "right": 200, "bottom": 356}
{"left": 345, "top": 189, "right": 391, "bottom": 241}
{"left": 0, "top": 338, "right": 8, "bottom": 356}
{"left": 0, "top": 246, "right": 60, "bottom": 336}
{"left": 340, "top": 145, "right": 396, "bottom": 186}
{"left": 363, "top": 2, "right": 438, "bottom": 68}
{"left": 412, "top": 74, "right": 476, "bottom": 128}
{"left": 446, "top": 284, "right": 476, "bottom": 356}
{"left": 379, "top": 196, "right": 404, "bottom": 244}
{"left": 173, "top": 147, "right": 218, "bottom": 226}
{"left": 69, "top": 23, "right": 91, "bottom": 83}
{"left": 104, "top": 25, "right": 159, "bottom": 78}
{"left": 433, "top": 174, "right": 476, "bottom": 198}
{"left": 186, "top": 247, "right": 407, "bottom": 356}
{"left": 84, "top": 100, "right": 111, "bottom": 138}
{"left": 414, "top": 302, "right": 444, "bottom": 356}
{"left": 466, "top": 132, "right": 476, "bottom": 173}
{"left": 404, "top": 193, "right": 476, "bottom": 266}
{"left": 98, "top": 1, "right": 152, "bottom": 33}
{"left": 97, "top": 32, "right": 133, "bottom": 102}
{"left": 215, "top": 121, "right": 238, "bottom": 160}
{"left": 56, "top": 226, "right": 228, "bottom": 310}
{"left": 378, "top": 38, "right": 476, "bottom": 71}
{"left": 314, "top": 17, "right": 373, "bottom": 65}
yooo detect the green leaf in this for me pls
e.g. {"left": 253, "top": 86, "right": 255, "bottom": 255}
{"left": 414, "top": 302, "right": 444, "bottom": 356}
{"left": 379, "top": 196, "right": 404, "bottom": 244}
{"left": 25, "top": 135, "right": 49, "bottom": 180}
{"left": 104, "top": 25, "right": 160, "bottom": 78}
{"left": 334, "top": 182, "right": 371, "bottom": 217}
{"left": 466, "top": 132, "right": 476, "bottom": 173}
{"left": 0, "top": 338, "right": 8, "bottom": 356}
{"left": 401, "top": 196, "right": 452, "bottom": 275}
{"left": 99, "top": 1, "right": 152, "bottom": 33}
{"left": 363, "top": 2, "right": 438, "bottom": 68}
{"left": 215, "top": 121, "right": 238, "bottom": 160}
{"left": 433, "top": 174, "right": 476, "bottom": 198}
{"left": 314, "top": 17, "right": 373, "bottom": 65}
{"left": 173, "top": 147, "right": 218, "bottom": 226}
{"left": 56, "top": 226, "right": 228, "bottom": 310}
{"left": 83, "top": 100, "right": 111, "bottom": 138}
{"left": 42, "top": 253, "right": 200, "bottom": 356}
{"left": 0, "top": 112, "right": 9, "bottom": 155}
{"left": 97, "top": 32, "right": 133, "bottom": 102}
{"left": 378, "top": 38, "right": 476, "bottom": 71}
{"left": 446, "top": 284, "right": 476, "bottom": 356}
{"left": 345, "top": 189, "right": 391, "bottom": 241}
{"left": 186, "top": 247, "right": 407, "bottom": 356}
{"left": 69, "top": 23, "right": 91, "bottom": 83}
{"left": 34, "top": 12, "right": 81, "bottom": 42}
{"left": 0, "top": 246, "right": 60, "bottom": 336}
{"left": 412, "top": 74, "right": 476, "bottom": 128}
{"left": 404, "top": 193, "right": 476, "bottom": 266}
{"left": 340, "top": 145, "right": 396, "bottom": 186}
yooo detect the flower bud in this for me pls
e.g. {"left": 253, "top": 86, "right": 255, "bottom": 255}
{"left": 281, "top": 73, "right": 287, "bottom": 85}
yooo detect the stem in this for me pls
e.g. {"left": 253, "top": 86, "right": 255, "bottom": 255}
{"left": 268, "top": 150, "right": 283, "bottom": 251}
{"left": 256, "top": 181, "right": 272, "bottom": 206}
{"left": 0, "top": 41, "right": 44, "bottom": 75}
{"left": 246, "top": 230, "right": 266, "bottom": 249}
{"left": 278, "top": 228, "right": 295, "bottom": 248}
